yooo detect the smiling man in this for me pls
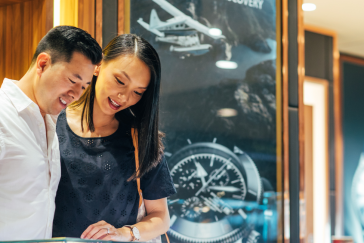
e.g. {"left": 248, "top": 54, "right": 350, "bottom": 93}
{"left": 0, "top": 26, "right": 102, "bottom": 240}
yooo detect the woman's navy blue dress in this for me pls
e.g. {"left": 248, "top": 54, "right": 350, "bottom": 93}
{"left": 52, "top": 110, "right": 176, "bottom": 237}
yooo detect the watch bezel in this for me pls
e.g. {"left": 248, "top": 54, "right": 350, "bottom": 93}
{"left": 167, "top": 142, "right": 263, "bottom": 243}
{"left": 132, "top": 226, "right": 140, "bottom": 241}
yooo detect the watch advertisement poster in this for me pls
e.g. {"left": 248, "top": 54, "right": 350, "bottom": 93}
{"left": 130, "top": 0, "right": 280, "bottom": 242}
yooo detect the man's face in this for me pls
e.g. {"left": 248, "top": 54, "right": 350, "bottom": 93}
{"left": 35, "top": 52, "right": 96, "bottom": 116}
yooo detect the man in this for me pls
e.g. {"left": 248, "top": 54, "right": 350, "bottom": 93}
{"left": 0, "top": 26, "right": 102, "bottom": 240}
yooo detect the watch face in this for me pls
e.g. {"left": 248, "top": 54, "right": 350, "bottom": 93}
{"left": 132, "top": 227, "right": 140, "bottom": 240}
{"left": 167, "top": 142, "right": 262, "bottom": 243}
{"left": 247, "top": 230, "right": 261, "bottom": 243}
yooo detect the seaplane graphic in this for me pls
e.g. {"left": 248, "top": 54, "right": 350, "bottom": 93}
{"left": 137, "top": 0, "right": 226, "bottom": 56}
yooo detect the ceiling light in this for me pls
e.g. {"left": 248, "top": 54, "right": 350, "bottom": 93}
{"left": 217, "top": 108, "right": 238, "bottom": 117}
{"left": 53, "top": 0, "right": 60, "bottom": 27}
{"left": 216, "top": 60, "right": 238, "bottom": 69}
{"left": 209, "top": 28, "right": 222, "bottom": 36}
{"left": 302, "top": 3, "right": 316, "bottom": 11}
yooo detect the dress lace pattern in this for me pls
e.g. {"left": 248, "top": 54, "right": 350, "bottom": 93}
{"left": 52, "top": 110, "right": 176, "bottom": 238}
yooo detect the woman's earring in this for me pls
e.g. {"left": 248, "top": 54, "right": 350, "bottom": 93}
{"left": 129, "top": 108, "right": 136, "bottom": 117}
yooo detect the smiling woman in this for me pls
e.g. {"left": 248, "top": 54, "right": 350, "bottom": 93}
{"left": 52, "top": 34, "right": 176, "bottom": 242}
{"left": 93, "top": 55, "right": 150, "bottom": 114}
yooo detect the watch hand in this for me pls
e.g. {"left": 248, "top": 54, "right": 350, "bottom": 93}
{"left": 210, "top": 192, "right": 233, "bottom": 215}
{"left": 187, "top": 170, "right": 197, "bottom": 181}
{"left": 194, "top": 161, "right": 208, "bottom": 177}
{"left": 195, "top": 163, "right": 228, "bottom": 196}
{"left": 168, "top": 199, "right": 180, "bottom": 205}
{"left": 200, "top": 177, "right": 207, "bottom": 187}
{"left": 201, "top": 196, "right": 222, "bottom": 213}
{"left": 194, "top": 161, "right": 208, "bottom": 187}
{"left": 208, "top": 185, "right": 241, "bottom": 192}
{"left": 216, "top": 170, "right": 227, "bottom": 179}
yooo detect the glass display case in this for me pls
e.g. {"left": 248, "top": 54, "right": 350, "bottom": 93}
{"left": 129, "top": 0, "right": 282, "bottom": 242}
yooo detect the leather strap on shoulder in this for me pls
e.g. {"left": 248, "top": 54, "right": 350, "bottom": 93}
{"left": 131, "top": 128, "right": 170, "bottom": 243}
{"left": 131, "top": 128, "right": 143, "bottom": 208}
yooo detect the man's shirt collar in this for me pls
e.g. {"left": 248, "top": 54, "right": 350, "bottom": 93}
{"left": 1, "top": 78, "right": 34, "bottom": 113}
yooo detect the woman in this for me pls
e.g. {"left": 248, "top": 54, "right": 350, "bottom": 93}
{"left": 52, "top": 34, "right": 176, "bottom": 241}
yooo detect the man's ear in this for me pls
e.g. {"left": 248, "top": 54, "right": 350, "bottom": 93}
{"left": 36, "top": 52, "right": 51, "bottom": 77}
{"left": 94, "top": 63, "right": 101, "bottom": 76}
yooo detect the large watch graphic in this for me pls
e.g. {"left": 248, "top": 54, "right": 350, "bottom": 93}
{"left": 167, "top": 142, "right": 262, "bottom": 243}
{"left": 351, "top": 152, "right": 364, "bottom": 234}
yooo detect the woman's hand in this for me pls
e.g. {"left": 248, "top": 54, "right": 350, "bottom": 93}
{"left": 81, "top": 220, "right": 132, "bottom": 241}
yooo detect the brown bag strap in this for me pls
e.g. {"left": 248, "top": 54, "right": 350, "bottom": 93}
{"left": 131, "top": 128, "right": 143, "bottom": 208}
{"left": 131, "top": 128, "right": 170, "bottom": 243}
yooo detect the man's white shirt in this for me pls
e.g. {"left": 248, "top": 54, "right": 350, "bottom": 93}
{"left": 0, "top": 78, "right": 61, "bottom": 240}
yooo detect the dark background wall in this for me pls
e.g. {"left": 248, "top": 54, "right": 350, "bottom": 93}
{"left": 304, "top": 30, "right": 336, "bottom": 235}
{"left": 102, "top": 0, "right": 118, "bottom": 48}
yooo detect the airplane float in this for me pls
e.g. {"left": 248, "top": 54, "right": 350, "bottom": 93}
{"left": 137, "top": 0, "right": 226, "bottom": 56}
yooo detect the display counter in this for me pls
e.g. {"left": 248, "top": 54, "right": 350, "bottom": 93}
{"left": 1, "top": 238, "right": 137, "bottom": 243}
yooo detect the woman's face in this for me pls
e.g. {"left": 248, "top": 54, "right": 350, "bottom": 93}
{"left": 94, "top": 55, "right": 151, "bottom": 116}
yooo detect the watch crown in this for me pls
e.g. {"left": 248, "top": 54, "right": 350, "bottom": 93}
{"left": 233, "top": 146, "right": 244, "bottom": 154}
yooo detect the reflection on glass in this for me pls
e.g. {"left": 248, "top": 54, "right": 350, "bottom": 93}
{"left": 216, "top": 61, "right": 238, "bottom": 69}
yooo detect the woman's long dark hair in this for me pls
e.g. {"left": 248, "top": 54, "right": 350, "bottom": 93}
{"left": 70, "top": 34, "right": 164, "bottom": 180}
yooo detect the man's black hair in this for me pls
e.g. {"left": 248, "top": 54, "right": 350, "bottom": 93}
{"left": 30, "top": 25, "right": 102, "bottom": 66}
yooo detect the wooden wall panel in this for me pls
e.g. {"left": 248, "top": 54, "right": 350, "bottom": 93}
{"left": 13, "top": 3, "right": 22, "bottom": 78}
{"left": 117, "top": 0, "right": 129, "bottom": 34}
{"left": 45, "top": 0, "right": 53, "bottom": 32}
{"left": 281, "top": 0, "right": 289, "bottom": 241}
{"left": 0, "top": 0, "right": 31, "bottom": 7}
{"left": 118, "top": 0, "right": 124, "bottom": 34}
{"left": 58, "top": 0, "right": 95, "bottom": 37}
{"left": 78, "top": 0, "right": 95, "bottom": 37}
{"left": 60, "top": 0, "right": 78, "bottom": 27}
{"left": 95, "top": 0, "right": 102, "bottom": 47}
{"left": 0, "top": 6, "right": 6, "bottom": 82}
{"left": 22, "top": 0, "right": 32, "bottom": 72}
{"left": 0, "top": 0, "right": 51, "bottom": 86}
{"left": 304, "top": 104, "right": 313, "bottom": 242}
